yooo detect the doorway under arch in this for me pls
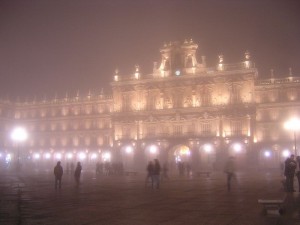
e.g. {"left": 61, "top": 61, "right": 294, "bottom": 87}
{"left": 167, "top": 144, "right": 192, "bottom": 175}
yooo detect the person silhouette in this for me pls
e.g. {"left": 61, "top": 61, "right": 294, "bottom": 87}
{"left": 224, "top": 157, "right": 236, "bottom": 191}
{"left": 145, "top": 161, "right": 154, "bottom": 187}
{"left": 54, "top": 161, "right": 63, "bottom": 189}
{"left": 74, "top": 162, "right": 82, "bottom": 186}
{"left": 284, "top": 154, "right": 297, "bottom": 192}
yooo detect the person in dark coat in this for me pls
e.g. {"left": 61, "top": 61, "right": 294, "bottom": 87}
{"left": 296, "top": 156, "right": 300, "bottom": 192}
{"left": 54, "top": 161, "right": 63, "bottom": 189}
{"left": 145, "top": 161, "right": 154, "bottom": 187}
{"left": 223, "top": 157, "right": 236, "bottom": 191}
{"left": 153, "top": 159, "right": 161, "bottom": 189}
{"left": 74, "top": 162, "right": 82, "bottom": 186}
{"left": 284, "top": 154, "right": 297, "bottom": 192}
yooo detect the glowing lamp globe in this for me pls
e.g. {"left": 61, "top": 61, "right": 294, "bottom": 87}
{"left": 11, "top": 127, "right": 28, "bottom": 142}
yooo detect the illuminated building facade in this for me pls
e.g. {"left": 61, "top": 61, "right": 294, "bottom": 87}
{"left": 0, "top": 40, "right": 299, "bottom": 171}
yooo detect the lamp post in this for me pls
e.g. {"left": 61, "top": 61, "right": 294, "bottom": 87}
{"left": 11, "top": 127, "right": 28, "bottom": 171}
{"left": 284, "top": 118, "right": 300, "bottom": 155}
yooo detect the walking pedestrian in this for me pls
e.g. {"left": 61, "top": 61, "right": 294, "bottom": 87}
{"left": 145, "top": 161, "right": 154, "bottom": 187}
{"left": 224, "top": 157, "right": 236, "bottom": 191}
{"left": 296, "top": 156, "right": 300, "bottom": 192}
{"left": 284, "top": 154, "right": 297, "bottom": 192}
{"left": 54, "top": 161, "right": 63, "bottom": 189}
{"left": 96, "top": 162, "right": 100, "bottom": 175}
{"left": 153, "top": 159, "right": 161, "bottom": 189}
{"left": 74, "top": 162, "right": 82, "bottom": 186}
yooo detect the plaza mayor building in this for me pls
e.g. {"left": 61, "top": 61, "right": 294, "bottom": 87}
{"left": 0, "top": 39, "right": 299, "bottom": 171}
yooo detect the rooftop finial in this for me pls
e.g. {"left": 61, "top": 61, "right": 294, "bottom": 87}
{"left": 289, "top": 67, "right": 292, "bottom": 76}
{"left": 114, "top": 68, "right": 119, "bottom": 75}
{"left": 270, "top": 69, "right": 274, "bottom": 78}
{"left": 134, "top": 65, "right": 140, "bottom": 79}
{"left": 245, "top": 50, "right": 250, "bottom": 60}
{"left": 114, "top": 68, "right": 119, "bottom": 81}
{"left": 219, "top": 54, "right": 224, "bottom": 63}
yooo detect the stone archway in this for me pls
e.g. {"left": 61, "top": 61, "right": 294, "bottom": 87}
{"left": 167, "top": 144, "right": 192, "bottom": 175}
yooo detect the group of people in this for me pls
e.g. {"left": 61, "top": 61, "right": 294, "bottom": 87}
{"left": 284, "top": 154, "right": 300, "bottom": 192}
{"left": 145, "top": 159, "right": 162, "bottom": 189}
{"left": 53, "top": 155, "right": 300, "bottom": 192}
{"left": 53, "top": 161, "right": 82, "bottom": 189}
{"left": 223, "top": 154, "right": 300, "bottom": 193}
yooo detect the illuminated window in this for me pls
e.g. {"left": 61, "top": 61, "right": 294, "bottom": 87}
{"left": 40, "top": 109, "right": 46, "bottom": 117}
{"left": 61, "top": 122, "right": 67, "bottom": 131}
{"left": 61, "top": 107, "right": 69, "bottom": 116}
{"left": 73, "top": 106, "right": 80, "bottom": 115}
{"left": 61, "top": 137, "right": 68, "bottom": 147}
{"left": 73, "top": 136, "right": 79, "bottom": 146}
{"left": 50, "top": 123, "right": 57, "bottom": 131}
{"left": 85, "top": 105, "right": 92, "bottom": 114}
{"left": 84, "top": 136, "right": 91, "bottom": 146}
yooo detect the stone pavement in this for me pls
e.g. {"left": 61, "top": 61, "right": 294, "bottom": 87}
{"left": 0, "top": 170, "right": 300, "bottom": 225}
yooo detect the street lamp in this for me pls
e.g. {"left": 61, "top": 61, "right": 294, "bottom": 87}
{"left": 11, "top": 127, "right": 28, "bottom": 171}
{"left": 284, "top": 118, "right": 300, "bottom": 155}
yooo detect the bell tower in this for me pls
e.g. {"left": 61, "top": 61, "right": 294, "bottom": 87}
{"left": 159, "top": 39, "right": 205, "bottom": 77}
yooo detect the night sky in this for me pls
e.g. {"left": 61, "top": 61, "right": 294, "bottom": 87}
{"left": 0, "top": 0, "right": 299, "bottom": 99}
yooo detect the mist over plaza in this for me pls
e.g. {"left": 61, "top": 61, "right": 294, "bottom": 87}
{"left": 0, "top": 0, "right": 299, "bottom": 98}
{"left": 0, "top": 1, "right": 300, "bottom": 224}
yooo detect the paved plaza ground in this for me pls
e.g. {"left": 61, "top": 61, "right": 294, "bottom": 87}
{"left": 0, "top": 169, "right": 300, "bottom": 225}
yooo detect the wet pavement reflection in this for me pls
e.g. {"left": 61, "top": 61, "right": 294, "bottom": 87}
{"left": 0, "top": 170, "right": 299, "bottom": 225}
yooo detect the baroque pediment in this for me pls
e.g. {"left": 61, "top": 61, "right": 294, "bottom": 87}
{"left": 198, "top": 111, "right": 215, "bottom": 120}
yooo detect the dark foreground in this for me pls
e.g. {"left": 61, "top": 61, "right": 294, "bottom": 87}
{"left": 0, "top": 170, "right": 299, "bottom": 225}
